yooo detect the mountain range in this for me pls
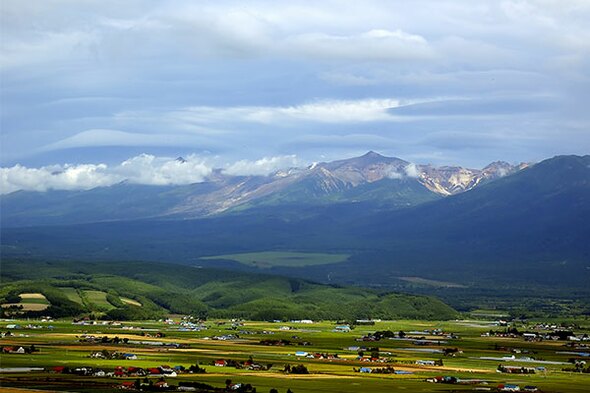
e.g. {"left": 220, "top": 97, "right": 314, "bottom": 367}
{"left": 1, "top": 151, "right": 525, "bottom": 226}
{"left": 1, "top": 153, "right": 589, "bottom": 313}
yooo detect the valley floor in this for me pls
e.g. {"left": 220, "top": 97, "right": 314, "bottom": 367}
{"left": 1, "top": 318, "right": 589, "bottom": 393}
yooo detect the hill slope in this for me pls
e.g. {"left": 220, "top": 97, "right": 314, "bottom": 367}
{"left": 295, "top": 155, "right": 590, "bottom": 286}
{"left": 0, "top": 259, "right": 457, "bottom": 321}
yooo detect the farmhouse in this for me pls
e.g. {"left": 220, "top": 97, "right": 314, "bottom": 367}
{"left": 416, "top": 360, "right": 436, "bottom": 366}
{"left": 497, "top": 365, "right": 535, "bottom": 374}
{"left": 425, "top": 375, "right": 458, "bottom": 384}
{"left": 333, "top": 325, "right": 351, "bottom": 333}
{"left": 148, "top": 367, "right": 162, "bottom": 375}
{"left": 2, "top": 346, "right": 26, "bottom": 354}
{"left": 127, "top": 367, "right": 147, "bottom": 377}
{"left": 498, "top": 384, "right": 521, "bottom": 392}
{"left": 119, "top": 381, "right": 135, "bottom": 390}
{"left": 522, "top": 333, "right": 538, "bottom": 340}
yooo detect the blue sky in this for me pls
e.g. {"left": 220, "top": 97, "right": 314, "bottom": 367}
{"left": 1, "top": 0, "right": 590, "bottom": 192}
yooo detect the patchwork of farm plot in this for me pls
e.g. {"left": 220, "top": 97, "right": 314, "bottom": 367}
{"left": 1, "top": 318, "right": 589, "bottom": 392}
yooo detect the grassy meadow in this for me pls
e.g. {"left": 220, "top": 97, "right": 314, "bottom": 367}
{"left": 1, "top": 317, "right": 589, "bottom": 392}
{"left": 200, "top": 252, "right": 350, "bottom": 268}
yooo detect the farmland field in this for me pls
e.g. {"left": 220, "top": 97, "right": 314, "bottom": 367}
{"left": 82, "top": 290, "right": 115, "bottom": 311}
{"left": 201, "top": 251, "right": 350, "bottom": 268}
{"left": 60, "top": 287, "right": 84, "bottom": 304}
{"left": 1, "top": 317, "right": 589, "bottom": 392}
{"left": 1, "top": 293, "right": 50, "bottom": 312}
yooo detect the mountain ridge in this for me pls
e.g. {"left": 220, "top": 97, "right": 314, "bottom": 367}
{"left": 1, "top": 152, "right": 525, "bottom": 227}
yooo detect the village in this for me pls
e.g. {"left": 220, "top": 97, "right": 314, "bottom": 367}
{"left": 1, "top": 316, "right": 590, "bottom": 392}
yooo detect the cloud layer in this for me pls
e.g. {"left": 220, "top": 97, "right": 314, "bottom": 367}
{"left": 0, "top": 154, "right": 305, "bottom": 194}
{"left": 1, "top": 1, "right": 589, "bottom": 169}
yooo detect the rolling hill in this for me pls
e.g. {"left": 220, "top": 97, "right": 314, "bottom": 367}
{"left": 0, "top": 259, "right": 457, "bottom": 321}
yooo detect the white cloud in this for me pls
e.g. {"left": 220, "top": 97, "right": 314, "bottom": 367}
{"left": 1, "top": 163, "right": 117, "bottom": 194}
{"left": 1, "top": 154, "right": 305, "bottom": 193}
{"left": 182, "top": 98, "right": 407, "bottom": 125}
{"left": 0, "top": 30, "right": 98, "bottom": 70}
{"left": 404, "top": 163, "right": 420, "bottom": 178}
{"left": 1, "top": 154, "right": 213, "bottom": 194}
{"left": 386, "top": 163, "right": 420, "bottom": 179}
{"left": 43, "top": 129, "right": 213, "bottom": 150}
{"left": 223, "top": 155, "right": 299, "bottom": 176}
{"left": 285, "top": 28, "right": 433, "bottom": 61}
{"left": 117, "top": 154, "right": 212, "bottom": 186}
{"left": 386, "top": 170, "right": 404, "bottom": 180}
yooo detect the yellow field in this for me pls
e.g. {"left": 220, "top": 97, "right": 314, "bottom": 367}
{"left": 1, "top": 293, "right": 50, "bottom": 312}
{"left": 120, "top": 297, "right": 142, "bottom": 307}
{"left": 18, "top": 293, "right": 46, "bottom": 299}
{"left": 1, "top": 303, "right": 49, "bottom": 311}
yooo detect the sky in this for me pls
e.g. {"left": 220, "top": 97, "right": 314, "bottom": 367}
{"left": 1, "top": 0, "right": 590, "bottom": 192}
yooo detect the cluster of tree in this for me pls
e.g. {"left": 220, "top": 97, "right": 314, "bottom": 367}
{"left": 357, "top": 347, "right": 381, "bottom": 359}
{"left": 546, "top": 330, "right": 575, "bottom": 340}
{"left": 563, "top": 359, "right": 590, "bottom": 373}
{"left": 100, "top": 336, "right": 127, "bottom": 344}
{"left": 89, "top": 349, "right": 130, "bottom": 360}
{"left": 0, "top": 304, "right": 24, "bottom": 317}
{"left": 3, "top": 293, "right": 21, "bottom": 303}
{"left": 497, "top": 365, "right": 536, "bottom": 374}
{"left": 443, "top": 347, "right": 460, "bottom": 356}
{"left": 178, "top": 381, "right": 218, "bottom": 390}
{"left": 80, "top": 335, "right": 138, "bottom": 345}
{"left": 487, "top": 327, "right": 521, "bottom": 337}
{"left": 223, "top": 379, "right": 256, "bottom": 392}
{"left": 259, "top": 339, "right": 291, "bottom": 346}
{"left": 353, "top": 366, "right": 396, "bottom": 374}
{"left": 364, "top": 330, "right": 406, "bottom": 341}
{"left": 139, "top": 331, "right": 165, "bottom": 338}
{"left": 283, "top": 364, "right": 308, "bottom": 374}
{"left": 187, "top": 363, "right": 207, "bottom": 374}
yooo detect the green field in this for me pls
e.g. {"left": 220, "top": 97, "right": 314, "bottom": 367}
{"left": 60, "top": 287, "right": 84, "bottom": 304}
{"left": 1, "top": 317, "right": 589, "bottom": 392}
{"left": 82, "top": 290, "right": 115, "bottom": 311}
{"left": 397, "top": 276, "right": 467, "bottom": 288}
{"left": 201, "top": 251, "right": 350, "bottom": 268}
